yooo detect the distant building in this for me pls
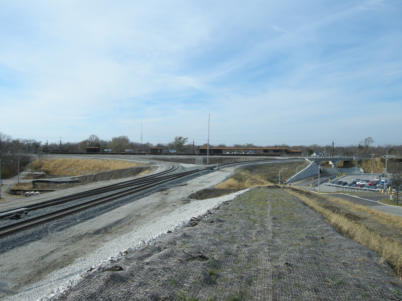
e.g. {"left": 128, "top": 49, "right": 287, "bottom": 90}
{"left": 86, "top": 146, "right": 100, "bottom": 153}
{"left": 150, "top": 147, "right": 164, "bottom": 154}
{"left": 198, "top": 146, "right": 301, "bottom": 156}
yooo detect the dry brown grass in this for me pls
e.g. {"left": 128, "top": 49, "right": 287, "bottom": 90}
{"left": 379, "top": 198, "right": 402, "bottom": 207}
{"left": 360, "top": 157, "right": 384, "bottom": 173}
{"left": 11, "top": 182, "right": 34, "bottom": 190}
{"left": 31, "top": 158, "right": 141, "bottom": 177}
{"left": 215, "top": 169, "right": 272, "bottom": 190}
{"left": 215, "top": 161, "right": 308, "bottom": 190}
{"left": 286, "top": 187, "right": 402, "bottom": 277}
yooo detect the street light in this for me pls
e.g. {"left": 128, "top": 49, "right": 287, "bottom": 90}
{"left": 278, "top": 168, "right": 287, "bottom": 185}
{"left": 0, "top": 159, "right": 2, "bottom": 199}
{"left": 370, "top": 153, "right": 375, "bottom": 174}
{"left": 206, "top": 113, "right": 210, "bottom": 165}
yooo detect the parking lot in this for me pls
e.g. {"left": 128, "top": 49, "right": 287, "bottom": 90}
{"left": 328, "top": 173, "right": 390, "bottom": 191}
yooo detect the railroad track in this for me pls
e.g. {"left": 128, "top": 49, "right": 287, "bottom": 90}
{"left": 0, "top": 159, "right": 287, "bottom": 239}
{"left": 0, "top": 168, "right": 205, "bottom": 238}
{"left": 0, "top": 166, "right": 178, "bottom": 220}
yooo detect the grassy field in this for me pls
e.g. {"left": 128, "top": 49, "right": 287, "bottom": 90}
{"left": 285, "top": 187, "right": 402, "bottom": 277}
{"left": 380, "top": 198, "right": 402, "bottom": 207}
{"left": 30, "top": 158, "right": 141, "bottom": 177}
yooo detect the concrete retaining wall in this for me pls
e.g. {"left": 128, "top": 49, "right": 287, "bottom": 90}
{"left": 286, "top": 160, "right": 319, "bottom": 183}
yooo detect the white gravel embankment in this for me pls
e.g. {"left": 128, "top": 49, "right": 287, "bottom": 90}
{"left": 4, "top": 168, "right": 246, "bottom": 301}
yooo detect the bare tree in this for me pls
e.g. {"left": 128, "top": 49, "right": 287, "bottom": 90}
{"left": 109, "top": 136, "right": 130, "bottom": 153}
{"left": 173, "top": 136, "right": 188, "bottom": 153}
{"left": 363, "top": 137, "right": 374, "bottom": 148}
{"left": 87, "top": 134, "right": 100, "bottom": 146}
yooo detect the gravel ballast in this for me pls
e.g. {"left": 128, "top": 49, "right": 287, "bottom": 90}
{"left": 1, "top": 168, "right": 238, "bottom": 300}
{"left": 56, "top": 187, "right": 402, "bottom": 301}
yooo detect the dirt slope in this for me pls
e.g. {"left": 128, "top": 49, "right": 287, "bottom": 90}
{"left": 57, "top": 188, "right": 402, "bottom": 301}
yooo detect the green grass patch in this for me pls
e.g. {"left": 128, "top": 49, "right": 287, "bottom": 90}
{"left": 379, "top": 198, "right": 402, "bottom": 207}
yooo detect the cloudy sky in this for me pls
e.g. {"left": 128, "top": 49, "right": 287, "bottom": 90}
{"left": 0, "top": 0, "right": 401, "bottom": 146}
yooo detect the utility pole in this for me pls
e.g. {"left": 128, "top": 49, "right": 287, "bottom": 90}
{"left": 317, "top": 162, "right": 321, "bottom": 192}
{"left": 17, "top": 157, "right": 20, "bottom": 184}
{"left": 384, "top": 151, "right": 389, "bottom": 175}
{"left": 140, "top": 122, "right": 143, "bottom": 144}
{"left": 371, "top": 153, "right": 374, "bottom": 174}
{"left": 207, "top": 113, "right": 210, "bottom": 165}
{"left": 279, "top": 168, "right": 287, "bottom": 185}
{"left": 278, "top": 169, "right": 282, "bottom": 185}
{"left": 0, "top": 159, "right": 2, "bottom": 199}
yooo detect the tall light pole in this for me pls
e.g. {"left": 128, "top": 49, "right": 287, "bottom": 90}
{"left": 317, "top": 162, "right": 321, "bottom": 192}
{"left": 278, "top": 168, "right": 287, "bottom": 185}
{"left": 370, "top": 153, "right": 375, "bottom": 174}
{"left": 0, "top": 159, "right": 2, "bottom": 199}
{"left": 140, "top": 122, "right": 143, "bottom": 144}
{"left": 17, "top": 157, "right": 20, "bottom": 184}
{"left": 384, "top": 151, "right": 389, "bottom": 175}
{"left": 278, "top": 169, "right": 281, "bottom": 185}
{"left": 207, "top": 113, "right": 210, "bottom": 165}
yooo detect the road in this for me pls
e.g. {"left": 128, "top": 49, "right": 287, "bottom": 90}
{"left": 327, "top": 192, "right": 402, "bottom": 217}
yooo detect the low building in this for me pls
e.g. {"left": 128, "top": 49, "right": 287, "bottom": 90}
{"left": 150, "top": 147, "right": 164, "bottom": 154}
{"left": 198, "top": 146, "right": 301, "bottom": 156}
{"left": 86, "top": 146, "right": 100, "bottom": 153}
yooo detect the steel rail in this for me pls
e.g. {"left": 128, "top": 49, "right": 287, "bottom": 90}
{"left": 0, "top": 166, "right": 178, "bottom": 218}
{"left": 0, "top": 159, "right": 282, "bottom": 237}
{"left": 0, "top": 159, "right": 297, "bottom": 219}
{"left": 0, "top": 169, "right": 202, "bottom": 238}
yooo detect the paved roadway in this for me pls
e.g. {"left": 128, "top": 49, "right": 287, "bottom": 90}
{"left": 326, "top": 192, "right": 402, "bottom": 217}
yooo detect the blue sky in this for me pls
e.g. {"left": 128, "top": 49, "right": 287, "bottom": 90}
{"left": 0, "top": 0, "right": 401, "bottom": 146}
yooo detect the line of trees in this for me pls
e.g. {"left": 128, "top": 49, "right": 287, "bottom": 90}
{"left": 1, "top": 132, "right": 402, "bottom": 179}
{"left": 2, "top": 132, "right": 402, "bottom": 157}
{"left": 0, "top": 133, "right": 36, "bottom": 178}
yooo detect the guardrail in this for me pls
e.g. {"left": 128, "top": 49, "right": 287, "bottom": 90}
{"left": 325, "top": 183, "right": 381, "bottom": 192}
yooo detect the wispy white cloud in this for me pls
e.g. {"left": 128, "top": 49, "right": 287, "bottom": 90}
{"left": 0, "top": 0, "right": 401, "bottom": 145}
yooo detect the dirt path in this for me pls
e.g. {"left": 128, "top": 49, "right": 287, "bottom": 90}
{"left": 56, "top": 188, "right": 402, "bottom": 301}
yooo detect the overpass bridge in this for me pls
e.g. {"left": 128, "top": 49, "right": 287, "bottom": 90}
{"left": 307, "top": 156, "right": 361, "bottom": 163}
{"left": 286, "top": 156, "right": 363, "bottom": 184}
{"left": 306, "top": 156, "right": 372, "bottom": 168}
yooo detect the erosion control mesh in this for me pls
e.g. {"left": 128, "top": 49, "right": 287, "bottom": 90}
{"left": 57, "top": 188, "right": 402, "bottom": 301}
